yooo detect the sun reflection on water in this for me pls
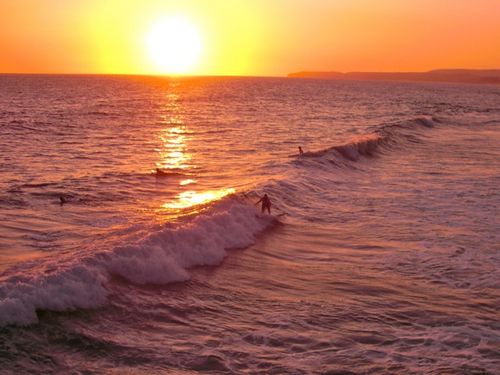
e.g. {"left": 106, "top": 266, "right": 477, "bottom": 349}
{"left": 157, "top": 126, "right": 192, "bottom": 171}
{"left": 156, "top": 88, "right": 194, "bottom": 173}
{"left": 156, "top": 86, "right": 233, "bottom": 218}
{"left": 180, "top": 179, "right": 197, "bottom": 186}
{"left": 163, "top": 188, "right": 235, "bottom": 210}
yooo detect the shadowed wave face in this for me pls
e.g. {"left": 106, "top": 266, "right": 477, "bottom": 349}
{"left": 0, "top": 76, "right": 499, "bottom": 374}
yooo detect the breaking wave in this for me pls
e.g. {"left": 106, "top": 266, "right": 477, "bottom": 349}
{"left": 298, "top": 116, "right": 439, "bottom": 163}
{"left": 0, "top": 196, "right": 275, "bottom": 326}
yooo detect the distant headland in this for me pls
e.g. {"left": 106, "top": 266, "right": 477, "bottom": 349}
{"left": 287, "top": 69, "right": 500, "bottom": 84}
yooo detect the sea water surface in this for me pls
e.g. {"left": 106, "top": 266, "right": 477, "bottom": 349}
{"left": 0, "top": 75, "right": 499, "bottom": 374}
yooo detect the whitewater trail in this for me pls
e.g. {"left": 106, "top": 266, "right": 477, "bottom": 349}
{"left": 0, "top": 198, "right": 275, "bottom": 326}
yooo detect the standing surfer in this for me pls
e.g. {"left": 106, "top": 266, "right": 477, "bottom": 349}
{"left": 256, "top": 194, "right": 272, "bottom": 214}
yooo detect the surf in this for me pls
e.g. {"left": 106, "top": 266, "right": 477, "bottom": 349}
{"left": 0, "top": 195, "right": 277, "bottom": 326}
{"left": 294, "top": 116, "right": 440, "bottom": 165}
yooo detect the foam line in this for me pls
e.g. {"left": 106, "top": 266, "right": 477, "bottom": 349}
{"left": 0, "top": 197, "right": 274, "bottom": 326}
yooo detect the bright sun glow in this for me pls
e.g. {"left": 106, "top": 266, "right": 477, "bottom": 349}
{"left": 147, "top": 16, "right": 202, "bottom": 74}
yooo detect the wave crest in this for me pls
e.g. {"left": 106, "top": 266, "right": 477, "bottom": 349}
{"left": 0, "top": 197, "right": 274, "bottom": 326}
{"left": 299, "top": 116, "right": 438, "bottom": 163}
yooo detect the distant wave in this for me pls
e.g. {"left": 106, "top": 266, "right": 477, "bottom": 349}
{"left": 153, "top": 168, "right": 189, "bottom": 177}
{"left": 85, "top": 110, "right": 115, "bottom": 117}
{"left": 297, "top": 116, "right": 439, "bottom": 163}
{"left": 0, "top": 196, "right": 275, "bottom": 326}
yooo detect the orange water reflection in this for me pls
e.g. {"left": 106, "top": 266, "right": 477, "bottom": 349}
{"left": 163, "top": 188, "right": 235, "bottom": 210}
{"left": 156, "top": 89, "right": 193, "bottom": 172}
{"left": 156, "top": 125, "right": 192, "bottom": 171}
{"left": 157, "top": 87, "right": 235, "bottom": 216}
{"left": 180, "top": 178, "right": 197, "bottom": 186}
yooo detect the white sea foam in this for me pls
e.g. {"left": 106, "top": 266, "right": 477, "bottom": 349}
{"left": 0, "top": 198, "right": 274, "bottom": 326}
{"left": 298, "top": 117, "right": 439, "bottom": 164}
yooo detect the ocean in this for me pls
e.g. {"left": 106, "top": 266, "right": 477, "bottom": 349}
{"left": 0, "top": 75, "right": 499, "bottom": 374}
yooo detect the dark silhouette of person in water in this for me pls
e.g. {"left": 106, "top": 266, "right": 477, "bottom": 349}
{"left": 298, "top": 146, "right": 304, "bottom": 155}
{"left": 256, "top": 193, "right": 272, "bottom": 214}
{"left": 59, "top": 196, "right": 66, "bottom": 205}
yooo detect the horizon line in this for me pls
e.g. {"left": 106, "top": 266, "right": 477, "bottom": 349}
{"left": 2, "top": 67, "right": 499, "bottom": 78}
{"left": 0, "top": 72, "right": 285, "bottom": 79}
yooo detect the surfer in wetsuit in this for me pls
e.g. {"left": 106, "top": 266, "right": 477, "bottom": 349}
{"left": 256, "top": 193, "right": 272, "bottom": 214}
{"left": 298, "top": 146, "right": 304, "bottom": 155}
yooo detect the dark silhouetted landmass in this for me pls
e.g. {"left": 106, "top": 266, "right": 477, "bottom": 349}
{"left": 288, "top": 69, "right": 500, "bottom": 84}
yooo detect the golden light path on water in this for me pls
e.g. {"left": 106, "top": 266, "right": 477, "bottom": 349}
{"left": 157, "top": 88, "right": 235, "bottom": 214}
{"left": 162, "top": 188, "right": 236, "bottom": 210}
{"left": 156, "top": 90, "right": 192, "bottom": 171}
{"left": 157, "top": 125, "right": 191, "bottom": 171}
{"left": 180, "top": 179, "right": 197, "bottom": 186}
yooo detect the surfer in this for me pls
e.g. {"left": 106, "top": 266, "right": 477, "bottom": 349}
{"left": 256, "top": 193, "right": 272, "bottom": 214}
{"left": 59, "top": 196, "right": 66, "bottom": 205}
{"left": 298, "top": 146, "right": 304, "bottom": 155}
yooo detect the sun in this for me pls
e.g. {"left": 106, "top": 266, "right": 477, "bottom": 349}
{"left": 147, "top": 16, "right": 202, "bottom": 74}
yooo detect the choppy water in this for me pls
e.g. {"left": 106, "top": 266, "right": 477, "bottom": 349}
{"left": 0, "top": 75, "right": 499, "bottom": 374}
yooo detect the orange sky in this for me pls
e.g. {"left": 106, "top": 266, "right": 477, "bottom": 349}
{"left": 1, "top": 0, "right": 499, "bottom": 76}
